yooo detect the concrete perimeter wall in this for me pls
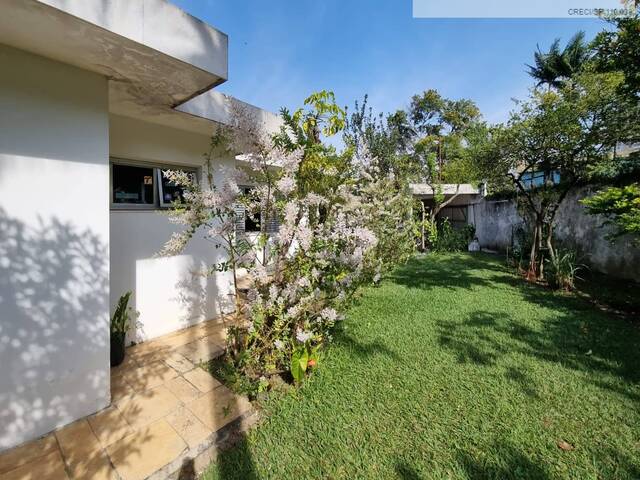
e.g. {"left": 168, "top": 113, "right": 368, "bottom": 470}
{"left": 0, "top": 45, "right": 110, "bottom": 450}
{"left": 472, "top": 186, "right": 640, "bottom": 281}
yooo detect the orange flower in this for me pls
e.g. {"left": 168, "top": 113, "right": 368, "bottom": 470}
{"left": 308, "top": 359, "right": 317, "bottom": 368}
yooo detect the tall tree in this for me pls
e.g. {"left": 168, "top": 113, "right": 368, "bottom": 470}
{"left": 343, "top": 95, "right": 414, "bottom": 180}
{"left": 274, "top": 90, "right": 351, "bottom": 197}
{"left": 589, "top": 13, "right": 640, "bottom": 179}
{"left": 478, "top": 72, "right": 627, "bottom": 279}
{"left": 409, "top": 89, "right": 483, "bottom": 221}
{"left": 580, "top": 14, "right": 640, "bottom": 239}
{"left": 592, "top": 14, "right": 640, "bottom": 100}
{"left": 527, "top": 32, "right": 589, "bottom": 89}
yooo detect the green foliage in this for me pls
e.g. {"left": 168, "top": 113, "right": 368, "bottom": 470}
{"left": 475, "top": 72, "right": 629, "bottom": 278}
{"left": 275, "top": 91, "right": 352, "bottom": 197}
{"left": 589, "top": 14, "right": 640, "bottom": 182}
{"left": 430, "top": 219, "right": 475, "bottom": 253}
{"left": 527, "top": 32, "right": 589, "bottom": 89}
{"left": 344, "top": 95, "right": 414, "bottom": 181}
{"left": 507, "top": 224, "right": 533, "bottom": 272}
{"left": 300, "top": 90, "right": 346, "bottom": 138}
{"left": 410, "top": 89, "right": 481, "bottom": 135}
{"left": 111, "top": 291, "right": 133, "bottom": 335}
{"left": 425, "top": 218, "right": 439, "bottom": 248}
{"left": 545, "top": 249, "right": 584, "bottom": 291}
{"left": 290, "top": 343, "right": 319, "bottom": 384}
{"left": 409, "top": 89, "right": 483, "bottom": 183}
{"left": 276, "top": 90, "right": 346, "bottom": 148}
{"left": 581, "top": 183, "right": 640, "bottom": 243}
{"left": 207, "top": 356, "right": 265, "bottom": 398}
{"left": 592, "top": 14, "right": 640, "bottom": 100}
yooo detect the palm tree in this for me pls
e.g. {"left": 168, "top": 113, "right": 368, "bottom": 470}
{"left": 528, "top": 39, "right": 564, "bottom": 89}
{"left": 527, "top": 32, "right": 589, "bottom": 89}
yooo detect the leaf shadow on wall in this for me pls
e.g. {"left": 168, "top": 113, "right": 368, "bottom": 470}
{"left": 0, "top": 207, "right": 111, "bottom": 449}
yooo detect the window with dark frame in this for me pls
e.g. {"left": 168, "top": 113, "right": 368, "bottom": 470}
{"left": 111, "top": 161, "right": 196, "bottom": 209}
{"left": 112, "top": 164, "right": 155, "bottom": 205}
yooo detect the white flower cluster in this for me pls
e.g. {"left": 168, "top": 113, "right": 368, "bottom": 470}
{"left": 158, "top": 98, "right": 411, "bottom": 380}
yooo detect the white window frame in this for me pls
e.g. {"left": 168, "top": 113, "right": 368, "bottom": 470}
{"left": 110, "top": 158, "right": 198, "bottom": 210}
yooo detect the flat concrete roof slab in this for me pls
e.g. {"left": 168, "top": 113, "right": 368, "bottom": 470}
{"left": 39, "top": 0, "right": 228, "bottom": 82}
{"left": 0, "top": 0, "right": 227, "bottom": 111}
{"left": 410, "top": 183, "right": 481, "bottom": 197}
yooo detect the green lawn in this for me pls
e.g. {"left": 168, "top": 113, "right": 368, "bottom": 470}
{"left": 203, "top": 253, "right": 640, "bottom": 479}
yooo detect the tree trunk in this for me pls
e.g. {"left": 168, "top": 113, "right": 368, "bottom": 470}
{"left": 421, "top": 201, "right": 426, "bottom": 251}
{"left": 545, "top": 225, "right": 555, "bottom": 263}
{"left": 538, "top": 221, "right": 545, "bottom": 280}
{"left": 527, "top": 221, "right": 539, "bottom": 277}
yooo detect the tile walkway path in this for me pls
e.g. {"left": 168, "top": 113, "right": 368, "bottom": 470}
{"left": 0, "top": 317, "right": 255, "bottom": 480}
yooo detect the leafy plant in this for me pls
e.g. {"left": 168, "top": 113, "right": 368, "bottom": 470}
{"left": 545, "top": 250, "right": 584, "bottom": 291}
{"left": 507, "top": 224, "right": 533, "bottom": 272}
{"left": 111, "top": 291, "right": 133, "bottom": 335}
{"left": 159, "top": 92, "right": 413, "bottom": 390}
{"left": 430, "top": 219, "right": 475, "bottom": 253}
{"left": 475, "top": 72, "right": 631, "bottom": 279}
{"left": 290, "top": 342, "right": 319, "bottom": 384}
{"left": 527, "top": 31, "right": 589, "bottom": 89}
{"left": 581, "top": 184, "right": 640, "bottom": 244}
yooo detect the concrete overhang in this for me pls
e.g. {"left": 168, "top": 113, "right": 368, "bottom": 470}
{"left": 0, "top": 0, "right": 228, "bottom": 114}
{"left": 178, "top": 90, "right": 283, "bottom": 135}
{"left": 410, "top": 184, "right": 481, "bottom": 198}
{"left": 0, "top": 0, "right": 282, "bottom": 140}
{"left": 111, "top": 89, "right": 283, "bottom": 137}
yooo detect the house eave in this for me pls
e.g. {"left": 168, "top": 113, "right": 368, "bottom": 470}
{"left": 410, "top": 183, "right": 481, "bottom": 199}
{"left": 0, "top": 0, "right": 234, "bottom": 130}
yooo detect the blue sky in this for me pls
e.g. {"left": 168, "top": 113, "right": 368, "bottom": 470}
{"left": 172, "top": 0, "right": 605, "bottom": 125}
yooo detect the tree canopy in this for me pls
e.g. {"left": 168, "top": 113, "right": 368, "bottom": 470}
{"left": 581, "top": 184, "right": 640, "bottom": 244}
{"left": 527, "top": 32, "right": 590, "bottom": 89}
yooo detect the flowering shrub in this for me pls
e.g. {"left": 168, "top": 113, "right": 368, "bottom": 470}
{"left": 160, "top": 93, "right": 415, "bottom": 388}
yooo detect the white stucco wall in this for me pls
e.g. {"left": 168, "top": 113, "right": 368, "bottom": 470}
{"left": 109, "top": 115, "right": 236, "bottom": 344}
{"left": 0, "top": 45, "right": 110, "bottom": 450}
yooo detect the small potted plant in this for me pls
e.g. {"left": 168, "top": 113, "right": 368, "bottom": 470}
{"left": 111, "top": 291, "right": 133, "bottom": 367}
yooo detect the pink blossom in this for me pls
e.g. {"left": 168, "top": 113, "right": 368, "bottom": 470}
{"left": 276, "top": 176, "right": 296, "bottom": 195}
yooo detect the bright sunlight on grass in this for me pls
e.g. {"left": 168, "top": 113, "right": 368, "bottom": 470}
{"left": 203, "top": 253, "right": 640, "bottom": 479}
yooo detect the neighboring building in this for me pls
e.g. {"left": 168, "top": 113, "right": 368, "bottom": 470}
{"left": 0, "top": 0, "right": 278, "bottom": 451}
{"left": 616, "top": 142, "right": 640, "bottom": 158}
{"left": 520, "top": 170, "right": 561, "bottom": 189}
{"left": 410, "top": 183, "right": 484, "bottom": 228}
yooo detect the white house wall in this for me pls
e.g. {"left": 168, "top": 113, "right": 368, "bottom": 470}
{"left": 109, "top": 115, "right": 236, "bottom": 344}
{"left": 0, "top": 45, "right": 110, "bottom": 450}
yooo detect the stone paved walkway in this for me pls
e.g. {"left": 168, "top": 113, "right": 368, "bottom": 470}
{"left": 0, "top": 317, "right": 254, "bottom": 480}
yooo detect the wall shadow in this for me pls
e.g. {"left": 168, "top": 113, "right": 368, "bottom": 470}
{"left": 0, "top": 207, "right": 110, "bottom": 449}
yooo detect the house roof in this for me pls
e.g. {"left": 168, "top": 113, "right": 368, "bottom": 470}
{"left": 0, "top": 0, "right": 280, "bottom": 136}
{"left": 409, "top": 183, "right": 480, "bottom": 197}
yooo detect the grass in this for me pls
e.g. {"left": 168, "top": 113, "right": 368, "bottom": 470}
{"left": 575, "top": 268, "right": 640, "bottom": 314}
{"left": 202, "top": 253, "right": 640, "bottom": 479}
